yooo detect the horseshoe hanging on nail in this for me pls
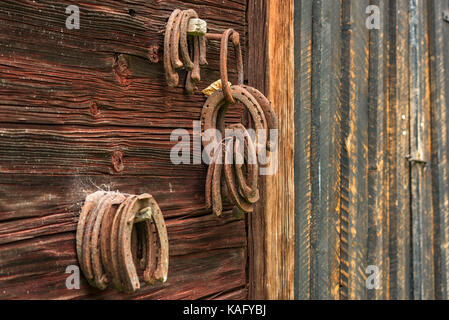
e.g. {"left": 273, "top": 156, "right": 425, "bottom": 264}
{"left": 76, "top": 191, "right": 169, "bottom": 293}
{"left": 164, "top": 9, "right": 206, "bottom": 93}
{"left": 163, "top": 9, "right": 278, "bottom": 217}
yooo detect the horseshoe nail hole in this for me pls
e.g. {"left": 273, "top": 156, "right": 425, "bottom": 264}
{"left": 128, "top": 9, "right": 136, "bottom": 17}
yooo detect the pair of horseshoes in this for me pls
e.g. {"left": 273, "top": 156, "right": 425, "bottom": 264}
{"left": 76, "top": 191, "right": 169, "bottom": 293}
{"left": 164, "top": 9, "right": 207, "bottom": 94}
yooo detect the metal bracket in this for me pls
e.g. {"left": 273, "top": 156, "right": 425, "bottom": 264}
{"left": 134, "top": 206, "right": 153, "bottom": 223}
{"left": 187, "top": 18, "right": 207, "bottom": 36}
{"left": 443, "top": 10, "right": 449, "bottom": 23}
{"left": 406, "top": 154, "right": 427, "bottom": 165}
{"left": 164, "top": 9, "right": 244, "bottom": 95}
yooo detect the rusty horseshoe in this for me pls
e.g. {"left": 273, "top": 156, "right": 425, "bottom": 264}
{"left": 164, "top": 9, "right": 206, "bottom": 93}
{"left": 76, "top": 192, "right": 169, "bottom": 293}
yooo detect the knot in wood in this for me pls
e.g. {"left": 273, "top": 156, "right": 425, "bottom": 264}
{"left": 111, "top": 150, "right": 124, "bottom": 173}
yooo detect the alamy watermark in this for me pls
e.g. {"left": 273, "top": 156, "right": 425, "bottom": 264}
{"left": 366, "top": 265, "right": 380, "bottom": 290}
{"left": 65, "top": 265, "right": 80, "bottom": 289}
{"left": 170, "top": 121, "right": 278, "bottom": 176}
{"left": 66, "top": 5, "right": 80, "bottom": 30}
{"left": 366, "top": 5, "right": 381, "bottom": 30}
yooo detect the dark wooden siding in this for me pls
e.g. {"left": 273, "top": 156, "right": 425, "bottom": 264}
{"left": 0, "top": 0, "right": 250, "bottom": 300}
{"left": 295, "top": 0, "right": 449, "bottom": 300}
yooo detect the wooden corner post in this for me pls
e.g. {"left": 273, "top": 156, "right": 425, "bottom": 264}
{"left": 247, "top": 0, "right": 295, "bottom": 299}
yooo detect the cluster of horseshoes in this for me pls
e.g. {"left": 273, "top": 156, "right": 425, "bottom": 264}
{"left": 200, "top": 84, "right": 278, "bottom": 216}
{"left": 76, "top": 191, "right": 168, "bottom": 293}
{"left": 163, "top": 9, "right": 278, "bottom": 215}
{"left": 76, "top": 8, "right": 277, "bottom": 293}
{"left": 164, "top": 9, "right": 208, "bottom": 94}
{"left": 165, "top": 9, "right": 278, "bottom": 214}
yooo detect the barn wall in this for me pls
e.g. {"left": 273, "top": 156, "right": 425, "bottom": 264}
{"left": 294, "top": 0, "right": 449, "bottom": 300}
{"left": 0, "top": 0, "right": 252, "bottom": 300}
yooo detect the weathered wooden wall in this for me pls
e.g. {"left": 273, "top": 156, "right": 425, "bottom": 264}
{"left": 295, "top": 0, "right": 449, "bottom": 300}
{"left": 0, "top": 0, "right": 252, "bottom": 300}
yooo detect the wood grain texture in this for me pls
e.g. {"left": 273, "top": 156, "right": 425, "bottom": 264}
{"left": 0, "top": 1, "right": 246, "bottom": 128}
{"left": 293, "top": 0, "right": 449, "bottom": 300}
{"left": 428, "top": 0, "right": 449, "bottom": 300}
{"left": 0, "top": 175, "right": 247, "bottom": 300}
{"left": 0, "top": 235, "right": 246, "bottom": 300}
{"left": 340, "top": 0, "right": 370, "bottom": 300}
{"left": 409, "top": 0, "right": 434, "bottom": 300}
{"left": 367, "top": 0, "right": 389, "bottom": 300}
{"left": 311, "top": 0, "right": 342, "bottom": 300}
{"left": 0, "top": 0, "right": 250, "bottom": 300}
{"left": 386, "top": 0, "right": 412, "bottom": 300}
{"left": 295, "top": 0, "right": 343, "bottom": 300}
{"left": 265, "top": 0, "right": 295, "bottom": 300}
{"left": 294, "top": 0, "right": 312, "bottom": 300}
{"left": 247, "top": 0, "right": 295, "bottom": 300}
{"left": 246, "top": 0, "right": 268, "bottom": 300}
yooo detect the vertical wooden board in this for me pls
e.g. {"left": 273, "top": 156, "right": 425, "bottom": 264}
{"left": 294, "top": 0, "right": 313, "bottom": 300}
{"left": 293, "top": 0, "right": 449, "bottom": 300}
{"left": 309, "top": 0, "right": 342, "bottom": 300}
{"left": 247, "top": 0, "right": 268, "bottom": 300}
{"left": 265, "top": 0, "right": 295, "bottom": 300}
{"left": 428, "top": 0, "right": 449, "bottom": 300}
{"left": 367, "top": 0, "right": 390, "bottom": 300}
{"left": 340, "top": 0, "right": 370, "bottom": 300}
{"left": 409, "top": 0, "right": 435, "bottom": 300}
{"left": 386, "top": 0, "right": 412, "bottom": 300}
